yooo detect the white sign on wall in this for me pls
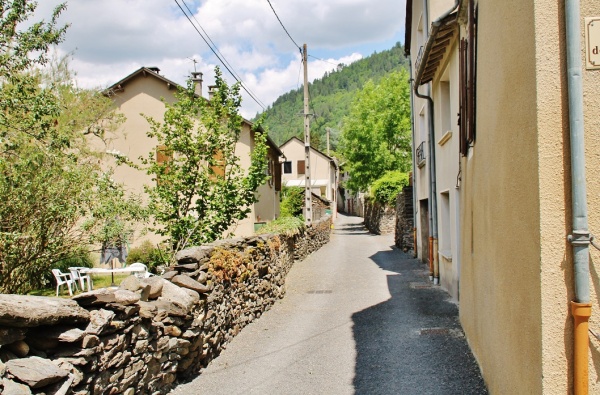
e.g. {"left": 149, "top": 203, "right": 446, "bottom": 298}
{"left": 585, "top": 17, "right": 600, "bottom": 70}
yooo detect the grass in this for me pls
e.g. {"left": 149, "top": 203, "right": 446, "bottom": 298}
{"left": 29, "top": 274, "right": 131, "bottom": 298}
{"left": 255, "top": 216, "right": 304, "bottom": 236}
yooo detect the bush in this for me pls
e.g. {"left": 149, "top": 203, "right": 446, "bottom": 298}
{"left": 280, "top": 186, "right": 304, "bottom": 218}
{"left": 126, "top": 240, "right": 171, "bottom": 274}
{"left": 370, "top": 171, "right": 410, "bottom": 206}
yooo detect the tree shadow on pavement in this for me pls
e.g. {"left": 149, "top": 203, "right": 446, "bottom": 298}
{"left": 351, "top": 247, "right": 488, "bottom": 395}
{"left": 332, "top": 221, "right": 374, "bottom": 236}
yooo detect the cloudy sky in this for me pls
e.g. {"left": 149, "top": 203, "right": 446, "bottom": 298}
{"left": 38, "top": 0, "right": 405, "bottom": 118}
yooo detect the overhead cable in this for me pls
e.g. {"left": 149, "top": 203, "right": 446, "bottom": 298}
{"left": 265, "top": 0, "right": 302, "bottom": 52}
{"left": 174, "top": 0, "right": 267, "bottom": 110}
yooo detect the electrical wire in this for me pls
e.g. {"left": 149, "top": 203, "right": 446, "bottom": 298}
{"left": 174, "top": 0, "right": 267, "bottom": 110}
{"left": 308, "top": 54, "right": 340, "bottom": 67}
{"left": 266, "top": 0, "right": 302, "bottom": 52}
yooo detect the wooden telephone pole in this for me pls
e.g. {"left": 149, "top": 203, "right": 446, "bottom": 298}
{"left": 302, "top": 44, "right": 312, "bottom": 225}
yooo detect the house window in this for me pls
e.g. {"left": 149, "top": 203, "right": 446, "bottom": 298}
{"left": 283, "top": 161, "right": 292, "bottom": 174}
{"left": 440, "top": 81, "right": 451, "bottom": 134}
{"left": 459, "top": 0, "right": 478, "bottom": 156}
{"left": 297, "top": 160, "right": 305, "bottom": 175}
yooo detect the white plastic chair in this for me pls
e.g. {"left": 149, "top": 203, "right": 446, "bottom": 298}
{"left": 52, "top": 269, "right": 74, "bottom": 296}
{"left": 129, "top": 262, "right": 149, "bottom": 278}
{"left": 69, "top": 267, "right": 92, "bottom": 292}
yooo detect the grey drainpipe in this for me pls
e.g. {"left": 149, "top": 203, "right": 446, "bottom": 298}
{"left": 408, "top": 56, "right": 418, "bottom": 258}
{"left": 414, "top": 0, "right": 460, "bottom": 284}
{"left": 565, "top": 0, "right": 590, "bottom": 306}
{"left": 564, "top": 1, "right": 591, "bottom": 393}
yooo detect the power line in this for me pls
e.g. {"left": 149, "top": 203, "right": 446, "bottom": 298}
{"left": 308, "top": 54, "right": 340, "bottom": 67}
{"left": 266, "top": 0, "right": 301, "bottom": 52}
{"left": 174, "top": 0, "right": 267, "bottom": 110}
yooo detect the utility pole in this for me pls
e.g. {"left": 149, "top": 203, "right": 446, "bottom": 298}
{"left": 326, "top": 127, "right": 331, "bottom": 156}
{"left": 303, "top": 44, "right": 312, "bottom": 225}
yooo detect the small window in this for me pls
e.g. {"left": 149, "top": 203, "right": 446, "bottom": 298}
{"left": 459, "top": 0, "right": 478, "bottom": 156}
{"left": 297, "top": 160, "right": 305, "bottom": 175}
{"left": 283, "top": 161, "right": 292, "bottom": 174}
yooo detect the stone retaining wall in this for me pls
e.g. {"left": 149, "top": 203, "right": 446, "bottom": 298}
{"left": 395, "top": 186, "right": 414, "bottom": 253}
{"left": 0, "top": 216, "right": 331, "bottom": 395}
{"left": 363, "top": 198, "right": 395, "bottom": 235}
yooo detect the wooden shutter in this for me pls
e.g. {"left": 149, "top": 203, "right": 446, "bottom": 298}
{"left": 297, "top": 160, "right": 305, "bottom": 175}
{"left": 274, "top": 159, "right": 282, "bottom": 191}
{"left": 459, "top": 0, "right": 478, "bottom": 156}
{"left": 211, "top": 150, "right": 225, "bottom": 179}
{"left": 156, "top": 145, "right": 172, "bottom": 186}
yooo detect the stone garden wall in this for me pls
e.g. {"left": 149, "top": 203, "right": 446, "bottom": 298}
{"left": 0, "top": 216, "right": 331, "bottom": 395}
{"left": 363, "top": 198, "right": 396, "bottom": 235}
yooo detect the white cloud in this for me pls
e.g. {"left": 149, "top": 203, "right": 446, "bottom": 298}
{"left": 36, "top": 0, "right": 404, "bottom": 117}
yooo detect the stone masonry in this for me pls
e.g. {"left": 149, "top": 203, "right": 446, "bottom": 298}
{"left": 0, "top": 216, "right": 331, "bottom": 395}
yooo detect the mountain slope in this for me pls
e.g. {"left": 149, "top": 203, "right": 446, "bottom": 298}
{"left": 258, "top": 42, "right": 409, "bottom": 151}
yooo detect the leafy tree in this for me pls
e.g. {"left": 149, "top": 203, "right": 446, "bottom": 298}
{"left": 0, "top": 2, "right": 146, "bottom": 294}
{"left": 258, "top": 42, "right": 409, "bottom": 151}
{"left": 279, "top": 186, "right": 304, "bottom": 218}
{"left": 339, "top": 69, "right": 412, "bottom": 192}
{"left": 141, "top": 67, "right": 269, "bottom": 249}
{"left": 370, "top": 171, "right": 410, "bottom": 206}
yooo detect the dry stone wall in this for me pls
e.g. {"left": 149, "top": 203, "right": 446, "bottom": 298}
{"left": 363, "top": 198, "right": 396, "bottom": 235}
{"left": 0, "top": 216, "right": 331, "bottom": 395}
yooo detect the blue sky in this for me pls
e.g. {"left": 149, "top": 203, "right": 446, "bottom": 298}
{"left": 39, "top": 0, "right": 405, "bottom": 118}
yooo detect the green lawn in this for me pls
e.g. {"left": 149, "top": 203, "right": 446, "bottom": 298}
{"left": 30, "top": 274, "right": 131, "bottom": 298}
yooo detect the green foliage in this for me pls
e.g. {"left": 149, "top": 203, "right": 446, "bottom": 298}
{"left": 280, "top": 186, "right": 305, "bottom": 218}
{"left": 141, "top": 66, "right": 269, "bottom": 250}
{"left": 0, "top": 2, "right": 146, "bottom": 294}
{"left": 255, "top": 216, "right": 305, "bottom": 236}
{"left": 257, "top": 43, "right": 409, "bottom": 151}
{"left": 340, "top": 69, "right": 412, "bottom": 192}
{"left": 126, "top": 240, "right": 169, "bottom": 274}
{"left": 371, "top": 171, "right": 410, "bottom": 206}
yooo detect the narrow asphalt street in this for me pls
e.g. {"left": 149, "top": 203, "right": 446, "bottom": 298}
{"left": 170, "top": 214, "right": 487, "bottom": 395}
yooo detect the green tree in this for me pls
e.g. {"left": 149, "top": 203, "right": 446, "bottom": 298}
{"left": 280, "top": 186, "right": 304, "bottom": 218}
{"left": 0, "top": 2, "right": 146, "bottom": 294}
{"left": 339, "top": 69, "right": 412, "bottom": 192}
{"left": 141, "top": 67, "right": 269, "bottom": 249}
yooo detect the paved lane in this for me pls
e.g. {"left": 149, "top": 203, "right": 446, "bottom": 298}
{"left": 170, "top": 214, "right": 487, "bottom": 394}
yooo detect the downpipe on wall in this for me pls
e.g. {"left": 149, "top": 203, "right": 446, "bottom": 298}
{"left": 564, "top": 0, "right": 591, "bottom": 394}
{"left": 413, "top": 0, "right": 460, "bottom": 285}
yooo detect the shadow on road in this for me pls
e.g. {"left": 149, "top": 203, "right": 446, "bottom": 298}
{"left": 332, "top": 221, "right": 373, "bottom": 236}
{"left": 351, "top": 247, "right": 488, "bottom": 395}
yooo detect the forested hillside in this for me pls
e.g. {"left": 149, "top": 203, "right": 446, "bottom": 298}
{"left": 257, "top": 42, "right": 409, "bottom": 151}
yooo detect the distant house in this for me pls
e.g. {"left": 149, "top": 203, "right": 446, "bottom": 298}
{"left": 279, "top": 136, "right": 338, "bottom": 220}
{"left": 101, "top": 66, "right": 282, "bottom": 245}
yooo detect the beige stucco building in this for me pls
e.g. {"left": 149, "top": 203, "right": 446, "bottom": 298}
{"left": 103, "top": 67, "right": 282, "bottom": 245}
{"left": 279, "top": 136, "right": 338, "bottom": 219}
{"left": 406, "top": 0, "right": 600, "bottom": 393}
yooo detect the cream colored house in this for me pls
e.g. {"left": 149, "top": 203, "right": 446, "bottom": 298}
{"left": 407, "top": 0, "right": 600, "bottom": 393}
{"left": 279, "top": 136, "right": 338, "bottom": 219}
{"left": 103, "top": 67, "right": 282, "bottom": 245}
{"left": 406, "top": 0, "right": 461, "bottom": 300}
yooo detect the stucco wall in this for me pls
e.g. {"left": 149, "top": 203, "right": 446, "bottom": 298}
{"left": 459, "top": 1, "right": 543, "bottom": 394}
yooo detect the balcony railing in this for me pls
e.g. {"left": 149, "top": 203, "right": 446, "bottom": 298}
{"left": 416, "top": 141, "right": 426, "bottom": 168}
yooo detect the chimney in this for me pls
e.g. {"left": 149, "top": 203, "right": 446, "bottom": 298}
{"left": 208, "top": 85, "right": 218, "bottom": 100}
{"left": 191, "top": 71, "right": 203, "bottom": 96}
